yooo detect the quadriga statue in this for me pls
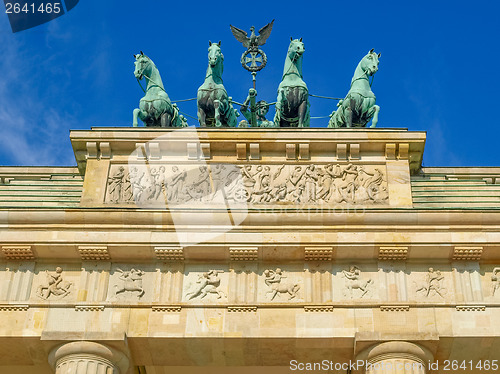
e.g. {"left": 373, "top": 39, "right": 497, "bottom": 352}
{"left": 274, "top": 38, "right": 310, "bottom": 127}
{"left": 197, "top": 41, "right": 238, "bottom": 127}
{"left": 132, "top": 52, "right": 187, "bottom": 127}
{"left": 328, "top": 49, "right": 381, "bottom": 128}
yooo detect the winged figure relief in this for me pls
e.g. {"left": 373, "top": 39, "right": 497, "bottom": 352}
{"left": 230, "top": 19, "right": 274, "bottom": 48}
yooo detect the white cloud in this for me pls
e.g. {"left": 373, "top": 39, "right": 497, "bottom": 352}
{"left": 0, "top": 18, "right": 76, "bottom": 166}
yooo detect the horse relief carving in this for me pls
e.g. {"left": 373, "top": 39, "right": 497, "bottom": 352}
{"left": 186, "top": 270, "right": 226, "bottom": 300}
{"left": 342, "top": 265, "right": 373, "bottom": 299}
{"left": 105, "top": 163, "right": 388, "bottom": 206}
{"left": 114, "top": 268, "right": 145, "bottom": 298}
{"left": 264, "top": 268, "right": 300, "bottom": 300}
{"left": 415, "top": 267, "right": 446, "bottom": 299}
{"left": 36, "top": 267, "right": 73, "bottom": 300}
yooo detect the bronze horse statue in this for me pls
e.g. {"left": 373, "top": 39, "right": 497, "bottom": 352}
{"left": 197, "top": 41, "right": 238, "bottom": 127}
{"left": 274, "top": 38, "right": 310, "bottom": 127}
{"left": 132, "top": 52, "right": 187, "bottom": 127}
{"left": 328, "top": 49, "right": 381, "bottom": 128}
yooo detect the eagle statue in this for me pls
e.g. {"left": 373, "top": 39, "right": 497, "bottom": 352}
{"left": 230, "top": 20, "right": 274, "bottom": 49}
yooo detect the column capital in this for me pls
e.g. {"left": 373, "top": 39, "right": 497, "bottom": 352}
{"left": 357, "top": 341, "right": 434, "bottom": 365}
{"left": 48, "top": 341, "right": 129, "bottom": 374}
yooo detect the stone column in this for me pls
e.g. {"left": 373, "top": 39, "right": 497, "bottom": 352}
{"left": 356, "top": 341, "right": 433, "bottom": 374}
{"left": 48, "top": 341, "right": 129, "bottom": 374}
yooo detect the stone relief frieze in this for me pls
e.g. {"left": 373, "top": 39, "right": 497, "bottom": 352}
{"left": 342, "top": 265, "right": 374, "bottom": 299}
{"left": 13, "top": 263, "right": 499, "bottom": 306}
{"left": 105, "top": 163, "right": 389, "bottom": 206}
{"left": 36, "top": 267, "right": 73, "bottom": 300}
{"left": 415, "top": 267, "right": 447, "bottom": 299}
{"left": 264, "top": 268, "right": 300, "bottom": 300}
{"left": 114, "top": 268, "right": 145, "bottom": 298}
{"left": 491, "top": 267, "right": 500, "bottom": 297}
{"left": 185, "top": 270, "right": 227, "bottom": 300}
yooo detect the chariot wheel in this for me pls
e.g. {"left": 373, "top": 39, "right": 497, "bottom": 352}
{"left": 234, "top": 187, "right": 250, "bottom": 203}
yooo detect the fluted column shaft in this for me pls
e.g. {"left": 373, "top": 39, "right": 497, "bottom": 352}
{"left": 357, "top": 341, "right": 433, "bottom": 374}
{"left": 49, "top": 341, "right": 129, "bottom": 374}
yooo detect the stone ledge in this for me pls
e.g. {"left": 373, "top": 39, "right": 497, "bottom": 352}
{"left": 0, "top": 304, "right": 29, "bottom": 311}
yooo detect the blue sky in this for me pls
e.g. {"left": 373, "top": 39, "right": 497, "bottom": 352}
{"left": 0, "top": 0, "right": 499, "bottom": 167}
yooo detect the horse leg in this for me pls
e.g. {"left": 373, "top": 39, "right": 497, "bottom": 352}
{"left": 370, "top": 105, "right": 380, "bottom": 128}
{"left": 161, "top": 112, "right": 172, "bottom": 128}
{"left": 214, "top": 100, "right": 222, "bottom": 127}
{"left": 298, "top": 101, "right": 307, "bottom": 128}
{"left": 198, "top": 107, "right": 207, "bottom": 127}
{"left": 133, "top": 108, "right": 142, "bottom": 127}
{"left": 115, "top": 286, "right": 125, "bottom": 295}
{"left": 346, "top": 99, "right": 354, "bottom": 128}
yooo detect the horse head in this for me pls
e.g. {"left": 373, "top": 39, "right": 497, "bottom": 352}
{"left": 361, "top": 49, "right": 381, "bottom": 76}
{"left": 208, "top": 41, "right": 223, "bottom": 68}
{"left": 287, "top": 37, "right": 305, "bottom": 62}
{"left": 134, "top": 51, "right": 152, "bottom": 80}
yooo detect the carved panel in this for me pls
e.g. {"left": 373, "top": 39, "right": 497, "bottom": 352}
{"left": 258, "top": 265, "right": 304, "bottom": 302}
{"left": 31, "top": 265, "right": 78, "bottom": 301}
{"left": 107, "top": 264, "right": 155, "bottom": 302}
{"left": 408, "top": 265, "right": 453, "bottom": 302}
{"left": 334, "top": 265, "right": 377, "bottom": 300}
{"left": 104, "top": 163, "right": 389, "bottom": 206}
{"left": 481, "top": 265, "right": 500, "bottom": 301}
{"left": 182, "top": 265, "right": 229, "bottom": 303}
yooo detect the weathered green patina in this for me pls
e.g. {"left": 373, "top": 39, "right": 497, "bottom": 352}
{"left": 239, "top": 88, "right": 277, "bottom": 128}
{"left": 197, "top": 41, "right": 238, "bottom": 127}
{"left": 132, "top": 52, "right": 187, "bottom": 128}
{"left": 328, "top": 49, "right": 381, "bottom": 128}
{"left": 274, "top": 38, "right": 310, "bottom": 127}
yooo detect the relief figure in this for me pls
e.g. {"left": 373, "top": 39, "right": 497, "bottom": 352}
{"left": 36, "top": 267, "right": 72, "bottom": 300}
{"left": 264, "top": 268, "right": 300, "bottom": 300}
